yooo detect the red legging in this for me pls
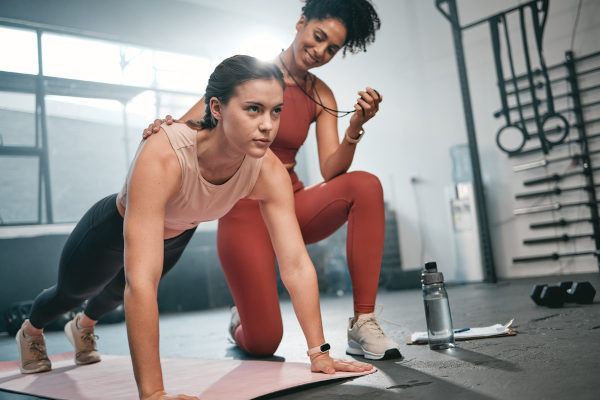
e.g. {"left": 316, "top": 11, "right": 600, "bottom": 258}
{"left": 217, "top": 170, "right": 384, "bottom": 356}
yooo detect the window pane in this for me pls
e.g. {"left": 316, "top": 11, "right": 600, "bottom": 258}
{"left": 42, "top": 33, "right": 210, "bottom": 93}
{"left": 153, "top": 51, "right": 210, "bottom": 93}
{"left": 0, "top": 92, "right": 36, "bottom": 146}
{"left": 43, "top": 33, "right": 122, "bottom": 84}
{"left": 156, "top": 93, "right": 200, "bottom": 124}
{"left": 0, "top": 26, "right": 38, "bottom": 74}
{"left": 0, "top": 157, "right": 39, "bottom": 224}
{"left": 46, "top": 95, "right": 128, "bottom": 222}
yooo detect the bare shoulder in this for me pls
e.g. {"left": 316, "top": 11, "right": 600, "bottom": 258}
{"left": 137, "top": 128, "right": 180, "bottom": 172}
{"left": 129, "top": 128, "right": 181, "bottom": 198}
{"left": 248, "top": 150, "right": 292, "bottom": 201}
{"left": 310, "top": 73, "right": 334, "bottom": 97}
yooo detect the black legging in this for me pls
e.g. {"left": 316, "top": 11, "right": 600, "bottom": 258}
{"left": 29, "top": 193, "right": 196, "bottom": 329}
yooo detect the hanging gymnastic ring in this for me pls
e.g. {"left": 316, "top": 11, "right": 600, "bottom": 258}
{"left": 496, "top": 123, "right": 528, "bottom": 155}
{"left": 540, "top": 113, "right": 570, "bottom": 146}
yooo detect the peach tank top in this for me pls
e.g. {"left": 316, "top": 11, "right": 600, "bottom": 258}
{"left": 117, "top": 123, "right": 263, "bottom": 231}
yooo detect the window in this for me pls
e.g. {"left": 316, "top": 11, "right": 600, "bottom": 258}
{"left": 0, "top": 26, "right": 38, "bottom": 74}
{"left": 0, "top": 24, "right": 206, "bottom": 225}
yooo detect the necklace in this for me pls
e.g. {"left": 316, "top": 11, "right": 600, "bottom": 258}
{"left": 278, "top": 53, "right": 354, "bottom": 118}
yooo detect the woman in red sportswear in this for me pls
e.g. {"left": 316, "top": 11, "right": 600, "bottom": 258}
{"left": 146, "top": 0, "right": 401, "bottom": 361}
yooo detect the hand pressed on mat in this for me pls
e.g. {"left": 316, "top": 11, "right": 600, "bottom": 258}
{"left": 145, "top": 390, "right": 198, "bottom": 400}
{"left": 310, "top": 352, "right": 373, "bottom": 375}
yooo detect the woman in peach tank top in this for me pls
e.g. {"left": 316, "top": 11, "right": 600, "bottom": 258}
{"left": 16, "top": 55, "right": 371, "bottom": 400}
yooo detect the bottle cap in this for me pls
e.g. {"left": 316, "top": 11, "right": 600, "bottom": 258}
{"left": 421, "top": 261, "right": 444, "bottom": 284}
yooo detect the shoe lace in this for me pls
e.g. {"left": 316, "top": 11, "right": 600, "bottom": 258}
{"left": 80, "top": 331, "right": 99, "bottom": 349}
{"left": 28, "top": 341, "right": 48, "bottom": 359}
{"left": 358, "top": 317, "right": 386, "bottom": 338}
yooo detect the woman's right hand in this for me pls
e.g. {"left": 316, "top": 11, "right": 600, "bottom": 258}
{"left": 310, "top": 352, "right": 374, "bottom": 375}
{"left": 142, "top": 115, "right": 176, "bottom": 139}
{"left": 144, "top": 390, "right": 199, "bottom": 400}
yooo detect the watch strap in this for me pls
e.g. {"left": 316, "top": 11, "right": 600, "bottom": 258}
{"left": 307, "top": 343, "right": 331, "bottom": 357}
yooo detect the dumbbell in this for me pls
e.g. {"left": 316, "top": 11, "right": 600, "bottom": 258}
{"left": 530, "top": 281, "right": 596, "bottom": 308}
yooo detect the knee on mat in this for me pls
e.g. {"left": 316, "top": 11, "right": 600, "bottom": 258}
{"left": 243, "top": 326, "right": 283, "bottom": 356}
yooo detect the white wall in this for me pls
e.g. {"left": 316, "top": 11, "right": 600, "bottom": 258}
{"left": 293, "top": 0, "right": 600, "bottom": 279}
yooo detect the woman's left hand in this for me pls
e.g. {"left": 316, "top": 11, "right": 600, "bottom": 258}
{"left": 350, "top": 86, "right": 382, "bottom": 127}
{"left": 310, "top": 352, "right": 374, "bottom": 374}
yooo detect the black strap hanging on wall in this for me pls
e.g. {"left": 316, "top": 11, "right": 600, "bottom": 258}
{"left": 526, "top": 1, "right": 570, "bottom": 146}
{"left": 491, "top": 0, "right": 569, "bottom": 155}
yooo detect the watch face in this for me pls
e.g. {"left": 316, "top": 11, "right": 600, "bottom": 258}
{"left": 320, "top": 343, "right": 331, "bottom": 352}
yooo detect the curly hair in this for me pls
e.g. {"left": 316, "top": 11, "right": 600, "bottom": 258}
{"left": 301, "top": 0, "right": 381, "bottom": 56}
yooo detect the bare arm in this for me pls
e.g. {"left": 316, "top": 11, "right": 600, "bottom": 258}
{"left": 249, "top": 151, "right": 372, "bottom": 373}
{"left": 123, "top": 131, "right": 196, "bottom": 400}
{"left": 313, "top": 77, "right": 382, "bottom": 181}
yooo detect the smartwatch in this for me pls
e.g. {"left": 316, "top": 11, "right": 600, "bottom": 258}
{"left": 307, "top": 343, "right": 331, "bottom": 357}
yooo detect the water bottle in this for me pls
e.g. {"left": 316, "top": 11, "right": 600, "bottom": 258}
{"left": 421, "top": 261, "right": 455, "bottom": 349}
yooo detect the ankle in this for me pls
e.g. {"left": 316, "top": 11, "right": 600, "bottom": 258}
{"left": 23, "top": 320, "right": 43, "bottom": 337}
{"left": 76, "top": 313, "right": 97, "bottom": 329}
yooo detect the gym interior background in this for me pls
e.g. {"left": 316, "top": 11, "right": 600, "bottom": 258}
{"left": 0, "top": 0, "right": 599, "bottom": 350}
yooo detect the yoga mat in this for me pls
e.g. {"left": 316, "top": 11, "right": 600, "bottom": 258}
{"left": 0, "top": 353, "right": 375, "bottom": 399}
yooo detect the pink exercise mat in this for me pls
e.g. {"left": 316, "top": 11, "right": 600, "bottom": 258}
{"left": 0, "top": 353, "right": 375, "bottom": 399}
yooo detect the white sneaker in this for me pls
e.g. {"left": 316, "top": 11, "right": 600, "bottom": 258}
{"left": 16, "top": 321, "right": 52, "bottom": 374}
{"left": 346, "top": 313, "right": 402, "bottom": 360}
{"left": 64, "top": 312, "right": 101, "bottom": 365}
{"left": 228, "top": 306, "right": 241, "bottom": 341}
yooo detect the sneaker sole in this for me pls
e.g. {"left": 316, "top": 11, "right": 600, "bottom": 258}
{"left": 64, "top": 321, "right": 101, "bottom": 366}
{"left": 15, "top": 330, "right": 51, "bottom": 374}
{"left": 346, "top": 340, "right": 403, "bottom": 360}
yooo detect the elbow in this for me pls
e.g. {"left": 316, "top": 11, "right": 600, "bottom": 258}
{"left": 279, "top": 259, "right": 316, "bottom": 292}
{"left": 124, "top": 276, "right": 160, "bottom": 301}
{"left": 322, "top": 169, "right": 346, "bottom": 182}
{"left": 321, "top": 161, "right": 349, "bottom": 182}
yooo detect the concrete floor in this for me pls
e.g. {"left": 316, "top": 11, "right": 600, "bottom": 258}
{"left": 1, "top": 272, "right": 599, "bottom": 399}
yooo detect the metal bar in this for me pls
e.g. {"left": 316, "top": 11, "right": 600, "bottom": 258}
{"left": 523, "top": 167, "right": 600, "bottom": 186}
{"left": 512, "top": 149, "right": 600, "bottom": 172}
{"left": 37, "top": 30, "right": 52, "bottom": 223}
{"left": 514, "top": 201, "right": 597, "bottom": 215}
{"left": 565, "top": 50, "right": 600, "bottom": 271}
{"left": 513, "top": 250, "right": 598, "bottom": 263}
{"left": 523, "top": 233, "right": 593, "bottom": 245}
{"left": 0, "top": 146, "right": 43, "bottom": 156}
{"left": 515, "top": 184, "right": 600, "bottom": 200}
{"left": 530, "top": 217, "right": 591, "bottom": 229}
{"left": 460, "top": 0, "right": 538, "bottom": 31}
{"left": 437, "top": 0, "right": 496, "bottom": 282}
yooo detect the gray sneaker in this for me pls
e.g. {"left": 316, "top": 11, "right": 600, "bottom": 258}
{"left": 346, "top": 313, "right": 403, "bottom": 360}
{"left": 229, "top": 306, "right": 241, "bottom": 341}
{"left": 64, "top": 312, "right": 101, "bottom": 365}
{"left": 16, "top": 321, "right": 52, "bottom": 374}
